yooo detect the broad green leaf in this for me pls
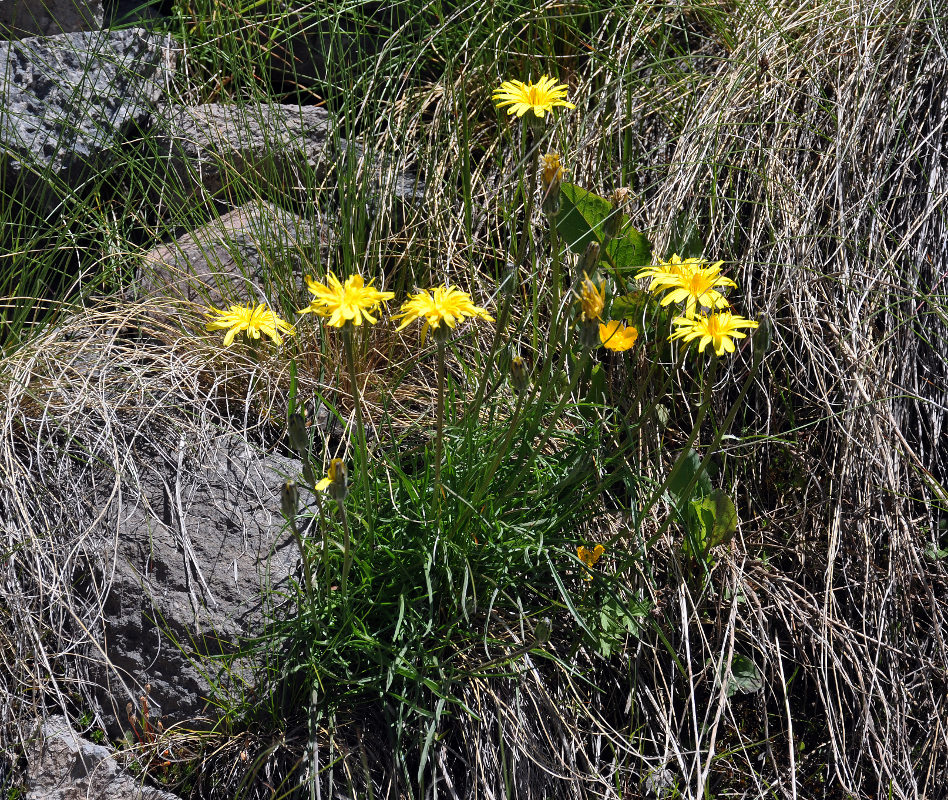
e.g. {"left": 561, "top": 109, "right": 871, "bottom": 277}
{"left": 728, "top": 654, "right": 763, "bottom": 696}
{"left": 665, "top": 449, "right": 713, "bottom": 509}
{"left": 556, "top": 183, "right": 651, "bottom": 271}
{"left": 693, "top": 489, "right": 738, "bottom": 549}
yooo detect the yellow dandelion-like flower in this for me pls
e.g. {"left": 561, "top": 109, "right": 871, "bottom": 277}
{"left": 670, "top": 311, "right": 760, "bottom": 356}
{"left": 492, "top": 75, "right": 576, "bottom": 118}
{"left": 315, "top": 458, "right": 348, "bottom": 502}
{"left": 298, "top": 271, "right": 394, "bottom": 328}
{"left": 656, "top": 264, "right": 736, "bottom": 319}
{"left": 634, "top": 254, "right": 707, "bottom": 293}
{"left": 577, "top": 544, "right": 605, "bottom": 580}
{"left": 393, "top": 285, "right": 494, "bottom": 344}
{"left": 599, "top": 320, "right": 639, "bottom": 352}
{"left": 576, "top": 272, "right": 605, "bottom": 322}
{"left": 205, "top": 303, "right": 295, "bottom": 347}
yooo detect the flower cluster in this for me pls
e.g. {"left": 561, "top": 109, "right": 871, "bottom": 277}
{"left": 635, "top": 255, "right": 758, "bottom": 356}
{"left": 205, "top": 270, "right": 494, "bottom": 348}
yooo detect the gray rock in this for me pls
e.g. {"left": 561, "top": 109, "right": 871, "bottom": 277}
{"left": 155, "top": 102, "right": 423, "bottom": 213}
{"left": 0, "top": 0, "right": 103, "bottom": 38}
{"left": 135, "top": 199, "right": 328, "bottom": 308}
{"left": 156, "top": 103, "right": 334, "bottom": 209}
{"left": 26, "top": 715, "right": 182, "bottom": 800}
{"left": 0, "top": 28, "right": 175, "bottom": 190}
{"left": 94, "top": 432, "right": 302, "bottom": 729}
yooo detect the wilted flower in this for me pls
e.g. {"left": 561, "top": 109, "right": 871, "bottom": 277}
{"left": 577, "top": 543, "right": 605, "bottom": 580}
{"left": 576, "top": 273, "right": 605, "bottom": 322}
{"left": 316, "top": 458, "right": 348, "bottom": 502}
{"left": 393, "top": 285, "right": 494, "bottom": 344}
{"left": 599, "top": 320, "right": 639, "bottom": 352}
{"left": 492, "top": 75, "right": 575, "bottom": 118}
{"left": 539, "top": 152, "right": 565, "bottom": 215}
{"left": 298, "top": 271, "right": 394, "bottom": 328}
{"left": 603, "top": 188, "right": 632, "bottom": 241}
{"left": 582, "top": 241, "right": 601, "bottom": 274}
{"left": 205, "top": 303, "right": 295, "bottom": 347}
{"left": 670, "top": 311, "right": 760, "bottom": 356}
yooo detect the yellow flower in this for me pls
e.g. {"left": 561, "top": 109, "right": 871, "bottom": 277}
{"left": 298, "top": 271, "right": 394, "bottom": 328}
{"left": 492, "top": 75, "right": 576, "bottom": 118}
{"left": 205, "top": 303, "right": 295, "bottom": 347}
{"left": 315, "top": 458, "right": 348, "bottom": 502}
{"left": 599, "top": 320, "right": 638, "bottom": 351}
{"left": 634, "top": 254, "right": 706, "bottom": 293}
{"left": 576, "top": 272, "right": 605, "bottom": 322}
{"left": 656, "top": 264, "right": 737, "bottom": 319}
{"left": 393, "top": 285, "right": 494, "bottom": 344}
{"left": 577, "top": 544, "right": 605, "bottom": 580}
{"left": 670, "top": 311, "right": 760, "bottom": 356}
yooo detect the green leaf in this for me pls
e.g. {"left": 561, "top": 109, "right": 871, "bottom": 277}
{"left": 924, "top": 545, "right": 948, "bottom": 561}
{"left": 693, "top": 489, "right": 738, "bottom": 549}
{"left": 556, "top": 183, "right": 651, "bottom": 271}
{"left": 665, "top": 449, "right": 713, "bottom": 509}
{"left": 727, "top": 654, "right": 763, "bottom": 696}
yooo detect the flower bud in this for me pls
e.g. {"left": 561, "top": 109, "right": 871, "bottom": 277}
{"left": 281, "top": 480, "right": 299, "bottom": 524}
{"left": 603, "top": 187, "right": 631, "bottom": 242}
{"left": 510, "top": 355, "right": 530, "bottom": 395}
{"left": 752, "top": 316, "right": 771, "bottom": 365}
{"left": 327, "top": 458, "right": 348, "bottom": 503}
{"left": 582, "top": 241, "right": 600, "bottom": 275}
{"left": 287, "top": 411, "right": 309, "bottom": 457}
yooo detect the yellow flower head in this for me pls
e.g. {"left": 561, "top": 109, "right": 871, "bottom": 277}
{"left": 576, "top": 272, "right": 605, "bottom": 322}
{"left": 315, "top": 458, "right": 348, "bottom": 502}
{"left": 299, "top": 271, "right": 395, "bottom": 328}
{"left": 657, "top": 264, "right": 737, "bottom": 319}
{"left": 599, "top": 320, "right": 639, "bottom": 352}
{"left": 577, "top": 543, "right": 605, "bottom": 580}
{"left": 393, "top": 285, "right": 494, "bottom": 344}
{"left": 634, "top": 254, "right": 706, "bottom": 293}
{"left": 205, "top": 303, "right": 295, "bottom": 347}
{"left": 670, "top": 311, "right": 760, "bottom": 356}
{"left": 492, "top": 75, "right": 576, "bottom": 118}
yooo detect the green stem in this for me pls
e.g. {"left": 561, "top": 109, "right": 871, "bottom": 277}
{"left": 287, "top": 517, "right": 315, "bottom": 609}
{"left": 467, "top": 119, "right": 542, "bottom": 421}
{"left": 339, "top": 502, "right": 352, "bottom": 596}
{"left": 343, "top": 326, "right": 373, "bottom": 541}
{"left": 435, "top": 339, "right": 446, "bottom": 519}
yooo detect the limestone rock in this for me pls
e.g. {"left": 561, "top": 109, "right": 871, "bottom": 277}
{"left": 0, "top": 28, "right": 175, "bottom": 189}
{"left": 25, "top": 715, "right": 181, "bottom": 800}
{"left": 0, "top": 0, "right": 103, "bottom": 38}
